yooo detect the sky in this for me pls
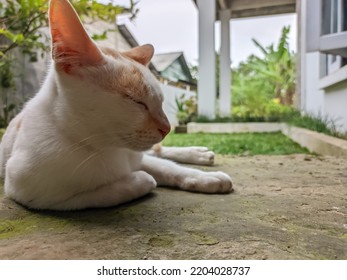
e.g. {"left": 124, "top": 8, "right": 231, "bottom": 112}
{"left": 102, "top": 0, "right": 297, "bottom": 67}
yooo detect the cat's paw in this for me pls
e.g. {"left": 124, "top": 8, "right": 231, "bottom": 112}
{"left": 133, "top": 171, "right": 157, "bottom": 194}
{"left": 181, "top": 171, "right": 233, "bottom": 194}
{"left": 188, "top": 146, "right": 215, "bottom": 166}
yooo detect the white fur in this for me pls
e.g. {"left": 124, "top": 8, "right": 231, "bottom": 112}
{"left": 147, "top": 146, "right": 215, "bottom": 166}
{"left": 0, "top": 61, "right": 232, "bottom": 210}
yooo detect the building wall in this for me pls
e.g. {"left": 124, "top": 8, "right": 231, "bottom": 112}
{"left": 302, "top": 50, "right": 347, "bottom": 133}
{"left": 300, "top": 0, "right": 347, "bottom": 134}
{"left": 302, "top": 52, "right": 325, "bottom": 115}
{"left": 325, "top": 81, "right": 347, "bottom": 132}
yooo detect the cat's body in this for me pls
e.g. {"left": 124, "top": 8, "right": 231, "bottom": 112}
{"left": 0, "top": 0, "right": 232, "bottom": 210}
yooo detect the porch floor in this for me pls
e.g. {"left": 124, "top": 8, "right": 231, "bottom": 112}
{"left": 0, "top": 154, "right": 346, "bottom": 259}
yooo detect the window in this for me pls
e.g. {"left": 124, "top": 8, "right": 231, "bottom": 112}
{"left": 321, "top": 0, "right": 347, "bottom": 74}
{"left": 322, "top": 0, "right": 342, "bottom": 73}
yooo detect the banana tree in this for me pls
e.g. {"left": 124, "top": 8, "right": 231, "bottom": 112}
{"left": 249, "top": 26, "right": 296, "bottom": 105}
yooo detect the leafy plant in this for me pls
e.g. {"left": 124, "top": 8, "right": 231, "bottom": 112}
{"left": 0, "top": 0, "right": 137, "bottom": 127}
{"left": 175, "top": 94, "right": 197, "bottom": 125}
{"left": 288, "top": 111, "right": 347, "bottom": 140}
{"left": 231, "top": 26, "right": 296, "bottom": 120}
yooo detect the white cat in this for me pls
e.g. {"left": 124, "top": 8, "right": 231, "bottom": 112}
{"left": 0, "top": 0, "right": 232, "bottom": 210}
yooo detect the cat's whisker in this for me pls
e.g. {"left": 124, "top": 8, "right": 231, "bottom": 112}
{"left": 72, "top": 151, "right": 99, "bottom": 175}
{"left": 65, "top": 131, "right": 121, "bottom": 155}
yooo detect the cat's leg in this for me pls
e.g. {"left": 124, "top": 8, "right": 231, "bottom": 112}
{"left": 147, "top": 144, "right": 215, "bottom": 166}
{"left": 141, "top": 154, "right": 232, "bottom": 193}
{"left": 0, "top": 113, "right": 22, "bottom": 177}
{"left": 51, "top": 171, "right": 156, "bottom": 210}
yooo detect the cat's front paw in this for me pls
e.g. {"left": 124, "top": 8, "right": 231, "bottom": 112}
{"left": 188, "top": 146, "right": 215, "bottom": 166}
{"left": 133, "top": 171, "right": 157, "bottom": 194}
{"left": 181, "top": 171, "right": 233, "bottom": 194}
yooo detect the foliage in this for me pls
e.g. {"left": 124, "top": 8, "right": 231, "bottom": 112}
{"left": 0, "top": 0, "right": 136, "bottom": 127}
{"left": 232, "top": 98, "right": 295, "bottom": 121}
{"left": 175, "top": 93, "right": 197, "bottom": 125}
{"left": 163, "top": 132, "right": 309, "bottom": 155}
{"left": 231, "top": 26, "right": 296, "bottom": 119}
{"left": 0, "top": 0, "right": 132, "bottom": 58}
{"left": 190, "top": 26, "right": 296, "bottom": 120}
{"left": 196, "top": 99, "right": 295, "bottom": 123}
{"left": 288, "top": 111, "right": 347, "bottom": 140}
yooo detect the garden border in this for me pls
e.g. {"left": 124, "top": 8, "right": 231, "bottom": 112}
{"left": 187, "top": 122, "right": 347, "bottom": 157}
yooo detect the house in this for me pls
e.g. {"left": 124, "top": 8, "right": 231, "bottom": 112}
{"left": 151, "top": 52, "right": 195, "bottom": 88}
{"left": 194, "top": 0, "right": 347, "bottom": 133}
{"left": 298, "top": 0, "right": 347, "bottom": 133}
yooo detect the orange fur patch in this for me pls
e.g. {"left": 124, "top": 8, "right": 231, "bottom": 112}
{"left": 152, "top": 143, "right": 162, "bottom": 154}
{"left": 97, "top": 47, "right": 150, "bottom": 99}
{"left": 100, "top": 47, "right": 120, "bottom": 59}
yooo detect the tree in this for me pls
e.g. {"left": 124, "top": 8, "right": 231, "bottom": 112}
{"left": 0, "top": 0, "right": 137, "bottom": 126}
{"left": 248, "top": 26, "right": 296, "bottom": 105}
{"left": 232, "top": 26, "right": 296, "bottom": 120}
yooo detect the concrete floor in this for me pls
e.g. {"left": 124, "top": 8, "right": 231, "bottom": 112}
{"left": 0, "top": 154, "right": 346, "bottom": 259}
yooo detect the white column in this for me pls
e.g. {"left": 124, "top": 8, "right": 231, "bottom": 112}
{"left": 219, "top": 9, "right": 231, "bottom": 117}
{"left": 197, "top": 0, "right": 216, "bottom": 119}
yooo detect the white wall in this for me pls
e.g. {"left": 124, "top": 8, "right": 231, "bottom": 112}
{"left": 300, "top": 0, "right": 347, "bottom": 134}
{"left": 325, "top": 81, "right": 347, "bottom": 132}
{"left": 160, "top": 83, "right": 196, "bottom": 126}
{"left": 302, "top": 52, "right": 325, "bottom": 115}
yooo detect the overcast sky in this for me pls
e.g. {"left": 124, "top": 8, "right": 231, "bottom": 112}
{"left": 102, "top": 0, "right": 297, "bottom": 67}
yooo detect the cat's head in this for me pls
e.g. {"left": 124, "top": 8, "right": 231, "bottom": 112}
{"left": 49, "top": 0, "right": 170, "bottom": 151}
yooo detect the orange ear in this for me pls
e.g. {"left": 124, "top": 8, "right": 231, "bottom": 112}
{"left": 49, "top": 0, "right": 104, "bottom": 73}
{"left": 122, "top": 44, "right": 154, "bottom": 66}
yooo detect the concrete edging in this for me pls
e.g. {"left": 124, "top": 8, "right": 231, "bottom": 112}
{"left": 281, "top": 125, "right": 347, "bottom": 157}
{"left": 187, "top": 122, "right": 347, "bottom": 157}
{"left": 187, "top": 122, "right": 284, "bottom": 133}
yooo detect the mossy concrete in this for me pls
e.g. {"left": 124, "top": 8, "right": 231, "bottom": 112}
{"left": 0, "top": 154, "right": 346, "bottom": 259}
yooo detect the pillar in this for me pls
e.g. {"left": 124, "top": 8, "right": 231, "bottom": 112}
{"left": 197, "top": 0, "right": 216, "bottom": 119}
{"left": 219, "top": 9, "right": 231, "bottom": 117}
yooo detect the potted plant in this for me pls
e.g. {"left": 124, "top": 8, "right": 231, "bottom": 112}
{"left": 174, "top": 94, "right": 197, "bottom": 133}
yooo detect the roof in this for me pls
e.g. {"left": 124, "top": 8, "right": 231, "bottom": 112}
{"left": 117, "top": 24, "right": 159, "bottom": 75}
{"left": 117, "top": 25, "right": 193, "bottom": 83}
{"left": 152, "top": 52, "right": 193, "bottom": 83}
{"left": 193, "top": 0, "right": 296, "bottom": 19}
{"left": 151, "top": 52, "right": 183, "bottom": 72}
{"left": 117, "top": 24, "right": 139, "bottom": 48}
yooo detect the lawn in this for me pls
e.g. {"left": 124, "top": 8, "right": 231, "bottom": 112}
{"left": 0, "top": 129, "right": 308, "bottom": 156}
{"left": 163, "top": 132, "right": 309, "bottom": 155}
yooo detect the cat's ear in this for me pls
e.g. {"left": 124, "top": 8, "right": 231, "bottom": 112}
{"left": 122, "top": 44, "right": 154, "bottom": 66}
{"left": 49, "top": 0, "right": 104, "bottom": 73}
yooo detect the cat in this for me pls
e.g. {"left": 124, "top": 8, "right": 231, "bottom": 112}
{"left": 0, "top": 0, "right": 232, "bottom": 210}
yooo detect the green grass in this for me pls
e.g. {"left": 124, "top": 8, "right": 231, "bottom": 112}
{"left": 288, "top": 112, "right": 347, "bottom": 140}
{"left": 163, "top": 132, "right": 309, "bottom": 155}
{"left": 195, "top": 110, "right": 347, "bottom": 140}
{"left": 0, "top": 128, "right": 308, "bottom": 156}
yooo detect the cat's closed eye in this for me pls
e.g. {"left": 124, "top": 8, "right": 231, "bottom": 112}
{"left": 125, "top": 94, "right": 148, "bottom": 110}
{"left": 135, "top": 101, "right": 148, "bottom": 110}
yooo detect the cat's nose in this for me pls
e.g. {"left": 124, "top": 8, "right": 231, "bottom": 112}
{"left": 158, "top": 120, "right": 171, "bottom": 138}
